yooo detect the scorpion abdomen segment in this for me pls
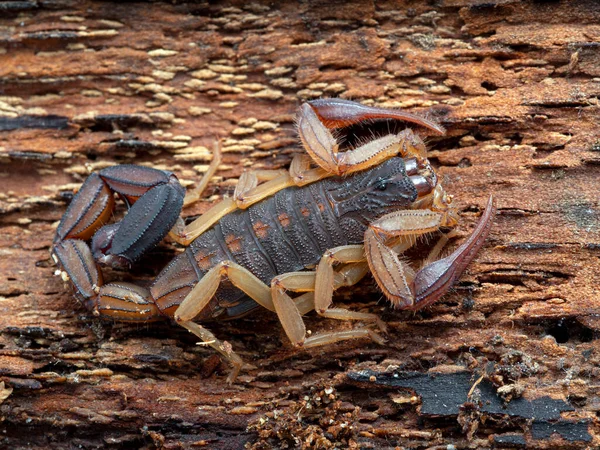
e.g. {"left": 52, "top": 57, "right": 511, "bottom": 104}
{"left": 53, "top": 239, "right": 101, "bottom": 300}
{"left": 98, "top": 182, "right": 184, "bottom": 267}
{"left": 151, "top": 229, "right": 242, "bottom": 320}
{"left": 216, "top": 210, "right": 279, "bottom": 285}
{"left": 55, "top": 173, "right": 115, "bottom": 242}
{"left": 150, "top": 247, "right": 200, "bottom": 317}
{"left": 98, "top": 164, "right": 181, "bottom": 203}
{"left": 96, "top": 282, "right": 161, "bottom": 322}
{"left": 269, "top": 187, "right": 332, "bottom": 269}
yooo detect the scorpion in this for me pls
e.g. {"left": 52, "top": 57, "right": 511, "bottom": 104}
{"left": 51, "top": 99, "right": 494, "bottom": 382}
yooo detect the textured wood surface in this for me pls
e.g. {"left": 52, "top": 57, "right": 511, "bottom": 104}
{"left": 1, "top": 1, "right": 599, "bottom": 448}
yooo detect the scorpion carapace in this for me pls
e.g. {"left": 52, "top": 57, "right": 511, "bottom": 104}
{"left": 52, "top": 99, "right": 494, "bottom": 382}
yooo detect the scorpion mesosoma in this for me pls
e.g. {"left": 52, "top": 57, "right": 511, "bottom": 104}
{"left": 52, "top": 99, "right": 494, "bottom": 382}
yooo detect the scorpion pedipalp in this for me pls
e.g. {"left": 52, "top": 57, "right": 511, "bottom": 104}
{"left": 308, "top": 97, "right": 445, "bottom": 135}
{"left": 411, "top": 195, "right": 495, "bottom": 309}
{"left": 297, "top": 101, "right": 435, "bottom": 176}
{"left": 364, "top": 195, "right": 495, "bottom": 310}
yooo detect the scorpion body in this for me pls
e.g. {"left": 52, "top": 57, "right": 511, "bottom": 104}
{"left": 152, "top": 157, "right": 426, "bottom": 322}
{"left": 52, "top": 99, "right": 494, "bottom": 382}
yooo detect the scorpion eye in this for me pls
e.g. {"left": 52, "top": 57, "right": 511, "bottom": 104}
{"left": 375, "top": 178, "right": 387, "bottom": 191}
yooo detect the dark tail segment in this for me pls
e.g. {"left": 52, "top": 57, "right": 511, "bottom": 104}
{"left": 52, "top": 165, "right": 185, "bottom": 322}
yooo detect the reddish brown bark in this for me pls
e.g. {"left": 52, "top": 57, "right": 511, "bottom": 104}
{"left": 1, "top": 1, "right": 599, "bottom": 448}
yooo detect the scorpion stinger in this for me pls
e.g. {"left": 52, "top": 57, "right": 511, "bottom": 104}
{"left": 54, "top": 164, "right": 185, "bottom": 270}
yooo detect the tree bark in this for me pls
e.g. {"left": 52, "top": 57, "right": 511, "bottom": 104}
{"left": 1, "top": 0, "right": 599, "bottom": 448}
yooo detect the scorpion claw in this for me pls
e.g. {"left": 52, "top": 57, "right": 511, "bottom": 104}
{"left": 307, "top": 98, "right": 445, "bottom": 135}
{"left": 412, "top": 195, "right": 495, "bottom": 309}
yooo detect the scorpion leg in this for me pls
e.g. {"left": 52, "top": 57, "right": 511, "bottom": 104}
{"left": 173, "top": 197, "right": 237, "bottom": 246}
{"left": 179, "top": 321, "right": 244, "bottom": 384}
{"left": 233, "top": 169, "right": 294, "bottom": 209}
{"left": 183, "top": 141, "right": 223, "bottom": 207}
{"left": 177, "top": 168, "right": 297, "bottom": 245}
{"left": 297, "top": 101, "right": 435, "bottom": 176}
{"left": 365, "top": 196, "right": 495, "bottom": 310}
{"left": 273, "top": 262, "right": 370, "bottom": 317}
{"left": 173, "top": 260, "right": 279, "bottom": 382}
{"left": 289, "top": 154, "right": 331, "bottom": 186}
{"left": 271, "top": 258, "right": 385, "bottom": 348}
{"left": 174, "top": 261, "right": 275, "bottom": 321}
{"left": 169, "top": 141, "right": 224, "bottom": 245}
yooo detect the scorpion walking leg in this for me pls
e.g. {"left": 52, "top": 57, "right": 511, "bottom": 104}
{"left": 175, "top": 261, "right": 276, "bottom": 321}
{"left": 271, "top": 259, "right": 385, "bottom": 348}
{"left": 233, "top": 169, "right": 294, "bottom": 209}
{"left": 289, "top": 154, "right": 331, "bottom": 186}
{"left": 233, "top": 152, "right": 335, "bottom": 205}
{"left": 365, "top": 196, "right": 495, "bottom": 310}
{"left": 179, "top": 322, "right": 243, "bottom": 384}
{"left": 182, "top": 141, "right": 223, "bottom": 207}
{"left": 173, "top": 260, "right": 281, "bottom": 382}
{"left": 177, "top": 168, "right": 298, "bottom": 245}
{"left": 280, "top": 262, "right": 370, "bottom": 316}
{"left": 297, "top": 101, "right": 434, "bottom": 176}
{"left": 170, "top": 142, "right": 230, "bottom": 245}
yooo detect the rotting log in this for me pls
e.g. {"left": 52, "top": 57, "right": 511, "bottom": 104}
{"left": 1, "top": 1, "right": 599, "bottom": 448}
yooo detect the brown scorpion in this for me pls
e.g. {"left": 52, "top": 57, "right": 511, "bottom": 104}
{"left": 52, "top": 99, "right": 494, "bottom": 382}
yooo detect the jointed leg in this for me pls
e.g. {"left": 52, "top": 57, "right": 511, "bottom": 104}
{"left": 183, "top": 141, "right": 223, "bottom": 207}
{"left": 170, "top": 141, "right": 232, "bottom": 245}
{"left": 173, "top": 260, "right": 280, "bottom": 383}
{"left": 289, "top": 154, "right": 331, "bottom": 186}
{"left": 175, "top": 261, "right": 276, "bottom": 322}
{"left": 234, "top": 169, "right": 294, "bottom": 208}
{"left": 179, "top": 321, "right": 243, "bottom": 384}
{"left": 172, "top": 257, "right": 376, "bottom": 380}
{"left": 271, "top": 248, "right": 384, "bottom": 348}
{"left": 420, "top": 229, "right": 460, "bottom": 268}
{"left": 175, "top": 166, "right": 301, "bottom": 245}
{"left": 365, "top": 196, "right": 495, "bottom": 310}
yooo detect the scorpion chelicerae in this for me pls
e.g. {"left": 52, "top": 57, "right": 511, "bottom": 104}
{"left": 52, "top": 99, "right": 494, "bottom": 382}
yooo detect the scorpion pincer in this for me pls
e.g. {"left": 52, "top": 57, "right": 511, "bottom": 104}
{"left": 51, "top": 99, "right": 494, "bottom": 382}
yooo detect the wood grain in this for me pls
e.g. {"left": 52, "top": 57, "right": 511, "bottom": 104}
{"left": 1, "top": 1, "right": 599, "bottom": 448}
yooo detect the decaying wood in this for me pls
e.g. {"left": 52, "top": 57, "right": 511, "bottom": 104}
{"left": 1, "top": 1, "right": 599, "bottom": 448}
